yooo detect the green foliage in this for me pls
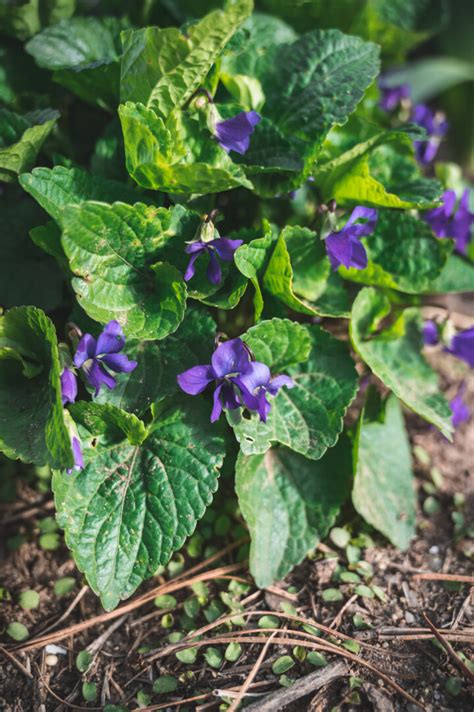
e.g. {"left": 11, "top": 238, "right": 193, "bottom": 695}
{"left": 0, "top": 108, "right": 58, "bottom": 182}
{"left": 53, "top": 399, "right": 225, "bottom": 609}
{"left": 1, "top": 0, "right": 468, "bottom": 612}
{"left": 236, "top": 435, "right": 352, "bottom": 587}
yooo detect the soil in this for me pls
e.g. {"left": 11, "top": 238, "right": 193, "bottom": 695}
{"left": 0, "top": 353, "right": 473, "bottom": 712}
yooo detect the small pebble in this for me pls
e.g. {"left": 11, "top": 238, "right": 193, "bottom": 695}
{"left": 45, "top": 655, "right": 58, "bottom": 666}
{"left": 405, "top": 611, "right": 415, "bottom": 624}
{"left": 45, "top": 644, "right": 67, "bottom": 655}
{"left": 429, "top": 545, "right": 439, "bottom": 554}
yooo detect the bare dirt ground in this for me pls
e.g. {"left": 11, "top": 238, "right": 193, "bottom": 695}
{"left": 1, "top": 355, "right": 473, "bottom": 712}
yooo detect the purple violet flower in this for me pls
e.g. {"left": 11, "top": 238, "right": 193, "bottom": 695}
{"left": 423, "top": 320, "right": 440, "bottom": 346}
{"left": 411, "top": 104, "right": 448, "bottom": 164}
{"left": 424, "top": 190, "right": 474, "bottom": 255}
{"left": 450, "top": 386, "right": 470, "bottom": 428}
{"left": 325, "top": 206, "right": 378, "bottom": 271}
{"left": 234, "top": 361, "right": 294, "bottom": 423}
{"left": 184, "top": 236, "right": 243, "bottom": 286}
{"left": 177, "top": 338, "right": 294, "bottom": 423}
{"left": 378, "top": 79, "right": 410, "bottom": 111}
{"left": 73, "top": 320, "right": 137, "bottom": 396}
{"left": 67, "top": 436, "right": 84, "bottom": 474}
{"left": 177, "top": 338, "right": 251, "bottom": 422}
{"left": 445, "top": 327, "right": 474, "bottom": 368}
{"left": 60, "top": 367, "right": 77, "bottom": 406}
{"left": 215, "top": 111, "right": 261, "bottom": 154}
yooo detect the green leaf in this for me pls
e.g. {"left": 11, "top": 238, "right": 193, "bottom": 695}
{"left": 95, "top": 309, "right": 216, "bottom": 416}
{"left": 314, "top": 126, "right": 442, "bottom": 209}
{"left": 61, "top": 201, "right": 192, "bottom": 340}
{"left": 339, "top": 209, "right": 452, "bottom": 294}
{"left": 0, "top": 199, "right": 64, "bottom": 311}
{"left": 69, "top": 402, "right": 148, "bottom": 446}
{"left": 350, "top": 288, "right": 453, "bottom": 439}
{"left": 234, "top": 224, "right": 273, "bottom": 320}
{"left": 258, "top": 29, "right": 380, "bottom": 141}
{"left": 119, "top": 101, "right": 253, "bottom": 195}
{"left": 236, "top": 437, "right": 352, "bottom": 587}
{"left": 19, "top": 165, "right": 145, "bottom": 227}
{"left": 242, "top": 318, "right": 311, "bottom": 371}
{"left": 26, "top": 17, "right": 126, "bottom": 110}
{"left": 0, "top": 108, "right": 58, "bottom": 182}
{"left": 0, "top": 306, "right": 73, "bottom": 469}
{"left": 427, "top": 255, "right": 474, "bottom": 294}
{"left": 53, "top": 398, "right": 225, "bottom": 610}
{"left": 385, "top": 57, "right": 474, "bottom": 104}
{"left": 229, "top": 325, "right": 358, "bottom": 460}
{"left": 0, "top": 0, "right": 74, "bottom": 41}
{"left": 353, "top": 390, "right": 416, "bottom": 549}
{"left": 263, "top": 229, "right": 348, "bottom": 317}
{"left": 126, "top": 0, "right": 253, "bottom": 117}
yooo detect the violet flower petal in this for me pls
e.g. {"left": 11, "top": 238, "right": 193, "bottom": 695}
{"left": 423, "top": 320, "right": 439, "bottom": 346}
{"left": 210, "top": 238, "right": 244, "bottom": 261}
{"left": 210, "top": 382, "right": 224, "bottom": 422}
{"left": 96, "top": 320, "right": 125, "bottom": 356}
{"left": 446, "top": 327, "right": 474, "bottom": 368}
{"left": 67, "top": 436, "right": 84, "bottom": 474}
{"left": 101, "top": 352, "right": 137, "bottom": 374}
{"left": 207, "top": 250, "right": 222, "bottom": 285}
{"left": 184, "top": 251, "right": 202, "bottom": 282}
{"left": 177, "top": 365, "right": 215, "bottom": 395}
{"left": 267, "top": 374, "right": 295, "bottom": 395}
{"left": 73, "top": 333, "right": 97, "bottom": 368}
{"left": 450, "top": 389, "right": 470, "bottom": 428}
{"left": 211, "top": 338, "right": 251, "bottom": 379}
{"left": 85, "top": 360, "right": 117, "bottom": 395}
{"left": 60, "top": 367, "right": 78, "bottom": 406}
{"left": 215, "top": 111, "right": 261, "bottom": 155}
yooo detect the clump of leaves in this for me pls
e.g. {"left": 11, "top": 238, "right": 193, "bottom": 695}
{"left": 0, "top": 0, "right": 472, "bottom": 613}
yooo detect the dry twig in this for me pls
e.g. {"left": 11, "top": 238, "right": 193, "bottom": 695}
{"left": 422, "top": 613, "right": 474, "bottom": 685}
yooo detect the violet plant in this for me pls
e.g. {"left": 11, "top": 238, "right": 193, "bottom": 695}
{"left": 1, "top": 0, "right": 473, "bottom": 610}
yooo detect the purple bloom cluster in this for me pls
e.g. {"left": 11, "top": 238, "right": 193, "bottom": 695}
{"left": 74, "top": 320, "right": 137, "bottom": 396}
{"left": 215, "top": 111, "right": 261, "bottom": 154}
{"left": 325, "top": 206, "right": 378, "bottom": 271}
{"left": 184, "top": 236, "right": 243, "bottom": 286}
{"left": 424, "top": 190, "right": 474, "bottom": 255}
{"left": 411, "top": 104, "right": 448, "bottom": 164}
{"left": 177, "top": 338, "right": 294, "bottom": 423}
{"left": 378, "top": 79, "right": 410, "bottom": 112}
{"left": 60, "top": 320, "right": 137, "bottom": 473}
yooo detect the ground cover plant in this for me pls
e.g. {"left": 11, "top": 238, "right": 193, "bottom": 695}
{"left": 0, "top": 4, "right": 473, "bottom": 705}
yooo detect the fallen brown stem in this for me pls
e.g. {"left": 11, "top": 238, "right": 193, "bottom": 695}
{"left": 0, "top": 645, "right": 33, "bottom": 679}
{"left": 422, "top": 613, "right": 474, "bottom": 685}
{"left": 243, "top": 661, "right": 348, "bottom": 712}
{"left": 412, "top": 573, "right": 474, "bottom": 584}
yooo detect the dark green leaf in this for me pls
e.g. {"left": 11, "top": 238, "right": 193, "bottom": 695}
{"left": 427, "top": 255, "right": 474, "bottom": 293}
{"left": 0, "top": 199, "right": 64, "bottom": 311}
{"left": 236, "top": 436, "right": 352, "bottom": 586}
{"left": 0, "top": 0, "right": 74, "bottom": 41}
{"left": 0, "top": 108, "right": 58, "bottom": 182}
{"left": 19, "top": 165, "right": 146, "bottom": 226}
{"left": 53, "top": 398, "right": 225, "bottom": 610}
{"left": 70, "top": 402, "right": 148, "bottom": 446}
{"left": 242, "top": 318, "right": 311, "bottom": 371}
{"left": 61, "top": 201, "right": 193, "bottom": 339}
{"left": 0, "top": 306, "right": 73, "bottom": 468}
